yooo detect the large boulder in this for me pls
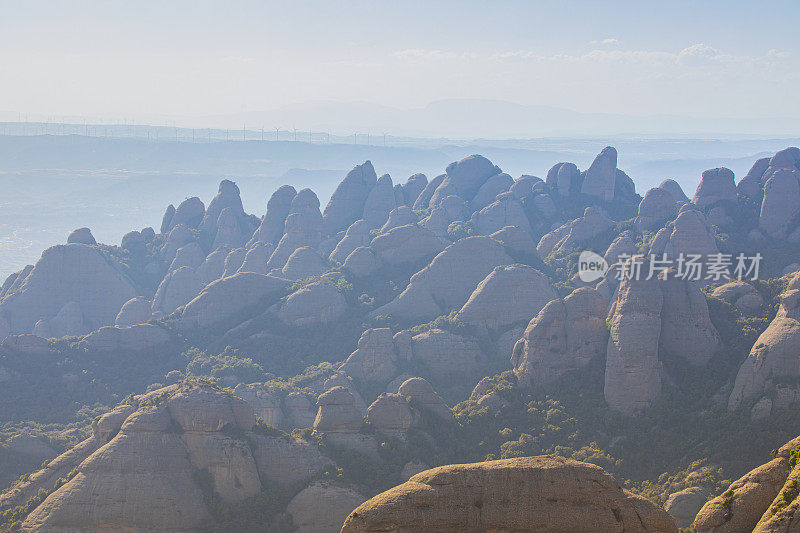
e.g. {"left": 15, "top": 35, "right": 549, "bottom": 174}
{"left": 514, "top": 287, "right": 608, "bottom": 387}
{"left": 456, "top": 264, "right": 556, "bottom": 331}
{"left": 412, "top": 174, "right": 445, "bottom": 211}
{"left": 400, "top": 173, "right": 428, "bottom": 207}
{"left": 199, "top": 179, "right": 247, "bottom": 235}
{"left": 471, "top": 172, "right": 514, "bottom": 210}
{"left": 280, "top": 246, "right": 327, "bottom": 281}
{"left": 278, "top": 282, "right": 346, "bottom": 326}
{"left": 286, "top": 482, "right": 364, "bottom": 533}
{"left": 340, "top": 328, "right": 398, "bottom": 384}
{"left": 379, "top": 206, "right": 417, "bottom": 234}
{"left": 181, "top": 273, "right": 289, "bottom": 329}
{"left": 266, "top": 189, "right": 323, "bottom": 270}
{"left": 369, "top": 223, "right": 444, "bottom": 266}
{"left": 330, "top": 219, "right": 372, "bottom": 264}
{"left": 323, "top": 161, "right": 378, "bottom": 235}
{"left": 83, "top": 324, "right": 172, "bottom": 353}
{"left": 66, "top": 227, "right": 96, "bottom": 245}
{"left": 313, "top": 386, "right": 363, "bottom": 433}
{"left": 152, "top": 266, "right": 202, "bottom": 316}
{"left": 366, "top": 393, "right": 416, "bottom": 437}
{"left": 712, "top": 281, "right": 764, "bottom": 314}
{"left": 604, "top": 261, "right": 663, "bottom": 414}
{"left": 409, "top": 329, "right": 485, "bottom": 383}
{"left": 0, "top": 244, "right": 136, "bottom": 334}
{"left": 537, "top": 207, "right": 615, "bottom": 258}
{"left": 547, "top": 162, "right": 581, "bottom": 196}
{"left": 238, "top": 241, "right": 274, "bottom": 275}
{"left": 470, "top": 193, "right": 532, "bottom": 235}
{"left": 248, "top": 184, "right": 297, "bottom": 247}
{"left": 370, "top": 236, "right": 513, "bottom": 323}
{"left": 759, "top": 168, "right": 800, "bottom": 239}
{"left": 363, "top": 174, "right": 396, "bottom": 228}
{"left": 168, "top": 242, "right": 205, "bottom": 273}
{"left": 659, "top": 179, "right": 690, "bottom": 204}
{"left": 115, "top": 297, "right": 152, "bottom": 327}
{"left": 169, "top": 196, "right": 205, "bottom": 230}
{"left": 692, "top": 167, "right": 737, "bottom": 209}
{"left": 636, "top": 187, "right": 678, "bottom": 229}
{"left": 737, "top": 157, "right": 771, "bottom": 201}
{"left": 420, "top": 195, "right": 469, "bottom": 238}
{"left": 397, "top": 377, "right": 454, "bottom": 422}
{"left": 429, "top": 154, "right": 502, "bottom": 208}
{"left": 658, "top": 272, "right": 721, "bottom": 365}
{"left": 665, "top": 487, "right": 709, "bottom": 528}
{"left": 581, "top": 146, "right": 618, "bottom": 201}
{"left": 341, "top": 456, "right": 677, "bottom": 532}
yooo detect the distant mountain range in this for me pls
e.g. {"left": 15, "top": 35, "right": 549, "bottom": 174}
{"left": 180, "top": 98, "right": 800, "bottom": 138}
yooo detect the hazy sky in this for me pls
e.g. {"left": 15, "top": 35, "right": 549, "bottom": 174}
{"left": 1, "top": 0, "right": 798, "bottom": 121}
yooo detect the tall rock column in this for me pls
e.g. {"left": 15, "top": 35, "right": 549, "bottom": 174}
{"left": 604, "top": 259, "right": 663, "bottom": 414}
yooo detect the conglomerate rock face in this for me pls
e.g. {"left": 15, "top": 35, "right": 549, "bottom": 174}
{"left": 341, "top": 456, "right": 677, "bottom": 532}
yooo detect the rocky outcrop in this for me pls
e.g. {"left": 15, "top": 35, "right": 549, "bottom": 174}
{"left": 238, "top": 241, "right": 274, "bottom": 274}
{"left": 343, "top": 246, "right": 381, "bottom": 277}
{"left": 471, "top": 172, "right": 514, "bottom": 210}
{"left": 397, "top": 377, "right": 454, "bottom": 422}
{"left": 370, "top": 236, "right": 513, "bottom": 323}
{"left": 115, "top": 296, "right": 153, "bottom": 326}
{"left": 692, "top": 167, "right": 737, "bottom": 209}
{"left": 366, "top": 393, "right": 416, "bottom": 437}
{"left": 369, "top": 223, "right": 443, "bottom": 266}
{"left": 470, "top": 193, "right": 531, "bottom": 235}
{"left": 340, "top": 328, "right": 398, "bottom": 384}
{"left": 19, "top": 382, "right": 308, "bottom": 531}
{"left": 200, "top": 179, "right": 247, "bottom": 235}
{"left": 279, "top": 246, "right": 327, "bottom": 280}
{"left": 323, "top": 161, "right": 378, "bottom": 235}
{"left": 651, "top": 209, "right": 719, "bottom": 263}
{"left": 342, "top": 456, "right": 677, "bottom": 532}
{"left": 728, "top": 279, "right": 800, "bottom": 410}
{"left": 659, "top": 179, "right": 690, "bottom": 204}
{"left": 363, "top": 174, "right": 396, "bottom": 228}
{"left": 152, "top": 266, "right": 202, "bottom": 316}
{"left": 83, "top": 324, "right": 172, "bottom": 353}
{"left": 278, "top": 282, "right": 346, "bottom": 326}
{"left": 693, "top": 435, "right": 800, "bottom": 533}
{"left": 636, "top": 187, "right": 678, "bottom": 229}
{"left": 665, "top": 487, "right": 709, "bottom": 528}
{"left": 490, "top": 226, "right": 537, "bottom": 257}
{"left": 737, "top": 157, "right": 771, "bottom": 201}
{"left": 581, "top": 146, "right": 618, "bottom": 201}
{"left": 420, "top": 194, "right": 469, "bottom": 238}
{"left": 547, "top": 162, "right": 581, "bottom": 195}
{"left": 409, "top": 328, "right": 485, "bottom": 383}
{"left": 537, "top": 207, "right": 615, "bottom": 258}
{"left": 759, "top": 169, "right": 800, "bottom": 239}
{"left": 412, "top": 174, "right": 445, "bottom": 211}
{"left": 180, "top": 273, "right": 289, "bottom": 329}
{"left": 313, "top": 386, "right": 363, "bottom": 433}
{"left": 429, "top": 154, "right": 502, "bottom": 208}
{"left": 160, "top": 224, "right": 195, "bottom": 264}
{"left": 379, "top": 206, "right": 417, "bottom": 234}
{"left": 456, "top": 264, "right": 556, "bottom": 331}
{"left": 712, "top": 281, "right": 764, "bottom": 314}
{"left": 248, "top": 184, "right": 297, "bottom": 247}
{"left": 658, "top": 271, "right": 721, "bottom": 365}
{"left": 222, "top": 248, "right": 247, "bottom": 278}
{"left": 266, "top": 189, "right": 323, "bottom": 270}
{"left": 330, "top": 219, "right": 371, "bottom": 264}
{"left": 398, "top": 173, "right": 427, "bottom": 208}
{"left": 233, "top": 383, "right": 284, "bottom": 427}
{"left": 604, "top": 262, "right": 663, "bottom": 414}
{"left": 168, "top": 242, "right": 205, "bottom": 272}
{"left": 286, "top": 482, "right": 364, "bottom": 533}
{"left": 514, "top": 287, "right": 608, "bottom": 387}
{"left": 66, "top": 227, "right": 96, "bottom": 245}
{"left": 0, "top": 244, "right": 136, "bottom": 334}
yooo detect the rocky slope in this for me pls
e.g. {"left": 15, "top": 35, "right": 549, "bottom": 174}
{"left": 3, "top": 146, "right": 800, "bottom": 530}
